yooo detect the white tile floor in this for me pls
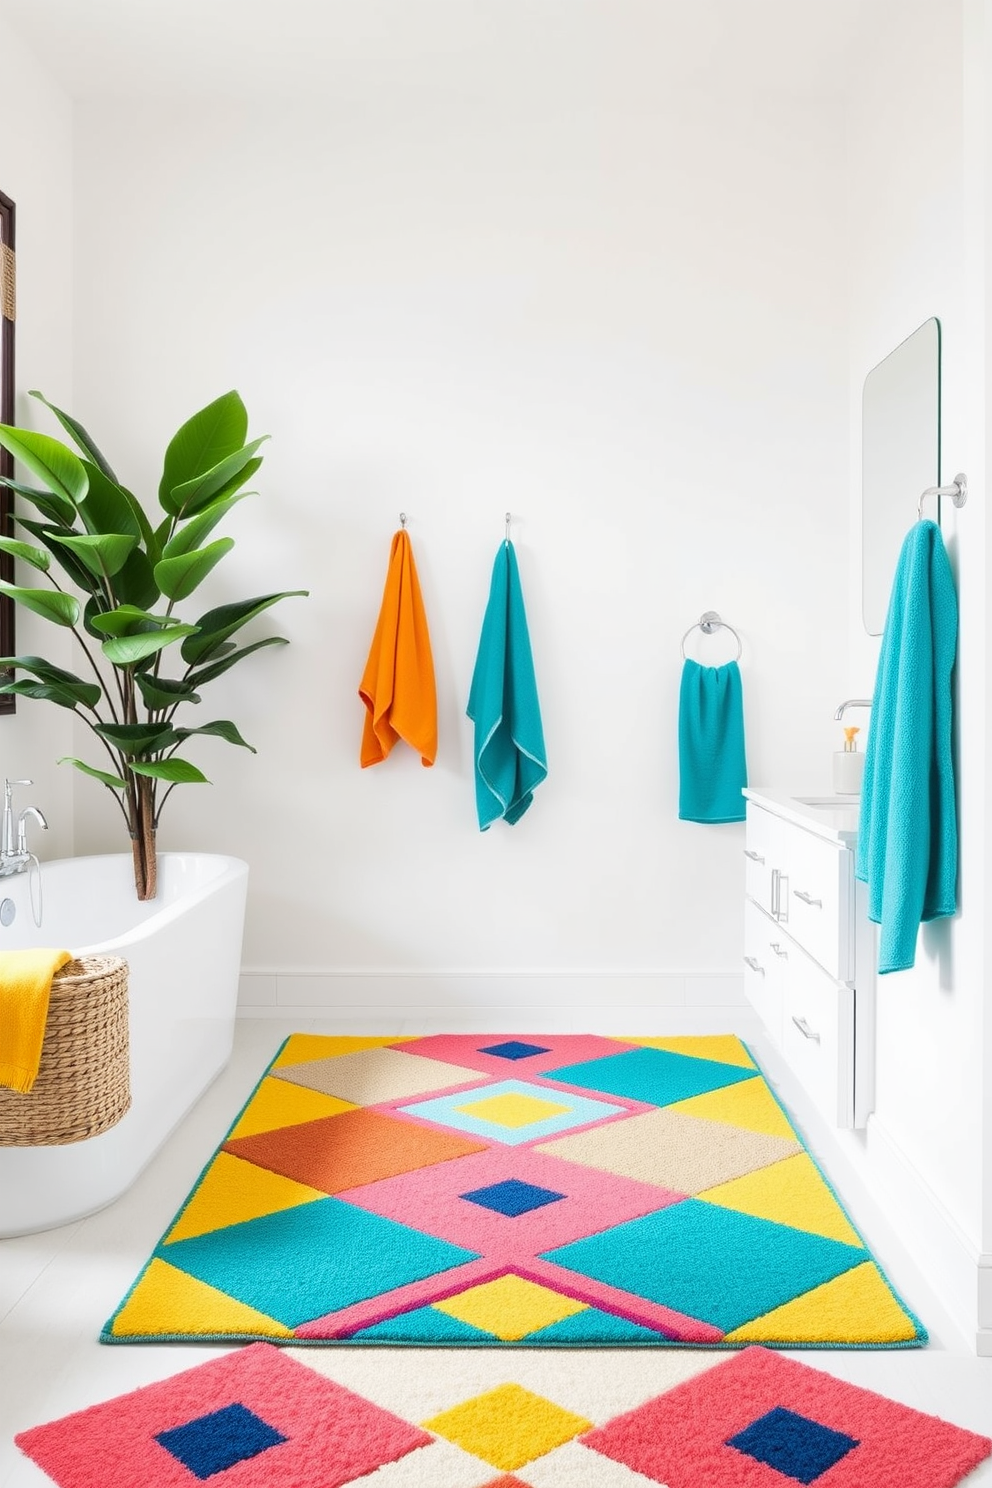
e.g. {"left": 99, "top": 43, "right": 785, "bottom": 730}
{"left": 1, "top": 1016, "right": 990, "bottom": 1487}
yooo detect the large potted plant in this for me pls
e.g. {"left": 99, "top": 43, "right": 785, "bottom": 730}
{"left": 0, "top": 389, "right": 305, "bottom": 899}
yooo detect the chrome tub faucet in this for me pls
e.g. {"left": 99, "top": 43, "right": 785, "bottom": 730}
{"left": 0, "top": 779, "right": 48, "bottom": 877}
{"left": 834, "top": 699, "right": 872, "bottom": 721}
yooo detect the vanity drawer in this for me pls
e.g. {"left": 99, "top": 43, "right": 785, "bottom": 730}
{"left": 780, "top": 829, "right": 853, "bottom": 982}
{"left": 781, "top": 943, "right": 854, "bottom": 1128}
{"left": 743, "top": 897, "right": 785, "bottom": 1047}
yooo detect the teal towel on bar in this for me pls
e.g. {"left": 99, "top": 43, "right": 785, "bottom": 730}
{"left": 856, "top": 519, "right": 958, "bottom": 974}
{"left": 467, "top": 541, "right": 547, "bottom": 829}
{"left": 678, "top": 660, "right": 747, "bottom": 823}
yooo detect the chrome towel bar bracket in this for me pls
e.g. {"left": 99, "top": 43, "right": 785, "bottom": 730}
{"left": 918, "top": 473, "right": 967, "bottom": 521}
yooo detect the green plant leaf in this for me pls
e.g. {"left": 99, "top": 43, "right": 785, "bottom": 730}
{"left": 154, "top": 537, "right": 235, "bottom": 601}
{"left": 180, "top": 591, "right": 307, "bottom": 664}
{"left": 113, "top": 549, "right": 161, "bottom": 610}
{"left": 162, "top": 491, "right": 253, "bottom": 559}
{"left": 129, "top": 758, "right": 209, "bottom": 783}
{"left": 76, "top": 462, "right": 142, "bottom": 538}
{"left": 57, "top": 756, "right": 127, "bottom": 791}
{"left": 135, "top": 673, "right": 201, "bottom": 708}
{"left": 172, "top": 719, "right": 256, "bottom": 752}
{"left": 30, "top": 392, "right": 119, "bottom": 482}
{"left": 94, "top": 722, "right": 177, "bottom": 755}
{"left": 15, "top": 517, "right": 102, "bottom": 593}
{"left": 158, "top": 391, "right": 248, "bottom": 508}
{"left": 47, "top": 531, "right": 138, "bottom": 579}
{"left": 0, "top": 583, "right": 79, "bottom": 626}
{"left": 0, "top": 679, "right": 89, "bottom": 710}
{"left": 0, "top": 425, "right": 89, "bottom": 508}
{"left": 87, "top": 605, "right": 173, "bottom": 636}
{"left": 186, "top": 634, "right": 289, "bottom": 687}
{"left": 0, "top": 655, "right": 101, "bottom": 707}
{"left": 0, "top": 537, "right": 50, "bottom": 572}
{"left": 1, "top": 476, "right": 77, "bottom": 527}
{"left": 163, "top": 439, "right": 268, "bottom": 519}
{"left": 101, "top": 625, "right": 197, "bottom": 666}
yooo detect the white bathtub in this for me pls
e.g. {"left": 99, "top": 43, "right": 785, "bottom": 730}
{"left": 0, "top": 852, "right": 248, "bottom": 1237}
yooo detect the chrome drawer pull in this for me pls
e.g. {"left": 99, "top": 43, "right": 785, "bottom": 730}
{"left": 793, "top": 889, "right": 823, "bottom": 908}
{"left": 792, "top": 1015, "right": 821, "bottom": 1043}
{"left": 772, "top": 869, "right": 789, "bottom": 922}
{"left": 769, "top": 942, "right": 789, "bottom": 958}
{"left": 743, "top": 956, "right": 765, "bottom": 975}
{"left": 743, "top": 849, "right": 765, "bottom": 863}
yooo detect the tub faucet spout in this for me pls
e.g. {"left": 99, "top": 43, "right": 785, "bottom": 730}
{"left": 834, "top": 698, "right": 872, "bottom": 721}
{"left": 0, "top": 780, "right": 47, "bottom": 877}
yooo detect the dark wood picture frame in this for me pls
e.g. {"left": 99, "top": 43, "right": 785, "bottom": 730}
{"left": 0, "top": 189, "right": 15, "bottom": 712}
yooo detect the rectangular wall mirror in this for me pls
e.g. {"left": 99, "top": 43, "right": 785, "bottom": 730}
{"left": 862, "top": 317, "right": 941, "bottom": 635}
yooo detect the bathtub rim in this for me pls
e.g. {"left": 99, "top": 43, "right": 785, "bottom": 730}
{"left": 28, "top": 851, "right": 249, "bottom": 955}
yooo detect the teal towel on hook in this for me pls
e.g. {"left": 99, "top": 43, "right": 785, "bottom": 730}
{"left": 678, "top": 660, "right": 747, "bottom": 823}
{"left": 856, "top": 519, "right": 958, "bottom": 974}
{"left": 467, "top": 541, "right": 547, "bottom": 829}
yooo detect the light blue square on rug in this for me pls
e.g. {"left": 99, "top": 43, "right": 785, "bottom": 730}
{"left": 158, "top": 1198, "right": 480, "bottom": 1329}
{"left": 397, "top": 1080, "right": 627, "bottom": 1146}
{"left": 541, "top": 1199, "right": 867, "bottom": 1334}
{"left": 545, "top": 1047, "right": 755, "bottom": 1108}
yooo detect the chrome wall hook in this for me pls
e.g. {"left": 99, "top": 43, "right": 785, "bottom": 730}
{"left": 505, "top": 511, "right": 512, "bottom": 542}
{"left": 918, "top": 473, "right": 967, "bottom": 520}
{"left": 399, "top": 512, "right": 407, "bottom": 529}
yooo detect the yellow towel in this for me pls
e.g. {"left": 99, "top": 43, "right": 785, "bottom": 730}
{"left": 359, "top": 528, "right": 438, "bottom": 767}
{"left": 0, "top": 948, "right": 73, "bottom": 1093}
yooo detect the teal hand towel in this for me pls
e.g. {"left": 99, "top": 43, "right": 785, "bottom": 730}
{"left": 678, "top": 660, "right": 747, "bottom": 823}
{"left": 855, "top": 519, "right": 958, "bottom": 974}
{"left": 467, "top": 541, "right": 547, "bottom": 829}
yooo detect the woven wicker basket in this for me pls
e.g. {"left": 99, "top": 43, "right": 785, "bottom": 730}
{"left": 0, "top": 954, "right": 131, "bottom": 1146}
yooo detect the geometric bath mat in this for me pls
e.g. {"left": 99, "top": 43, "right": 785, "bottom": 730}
{"left": 17, "top": 1342, "right": 991, "bottom": 1486}
{"left": 102, "top": 1034, "right": 927, "bottom": 1347}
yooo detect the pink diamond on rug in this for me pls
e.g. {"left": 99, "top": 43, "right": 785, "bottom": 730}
{"left": 582, "top": 1345, "right": 992, "bottom": 1487}
{"left": 399, "top": 1033, "right": 642, "bottom": 1080}
{"left": 14, "top": 1342, "right": 431, "bottom": 1488}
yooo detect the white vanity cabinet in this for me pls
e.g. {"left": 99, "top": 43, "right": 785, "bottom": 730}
{"left": 742, "top": 788, "right": 874, "bottom": 1130}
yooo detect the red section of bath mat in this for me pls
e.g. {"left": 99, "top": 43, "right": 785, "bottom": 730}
{"left": 15, "top": 1342, "right": 430, "bottom": 1488}
{"left": 583, "top": 1345, "right": 992, "bottom": 1486}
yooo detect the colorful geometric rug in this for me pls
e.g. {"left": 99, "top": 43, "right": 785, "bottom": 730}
{"left": 102, "top": 1034, "right": 926, "bottom": 1347}
{"left": 17, "top": 1342, "right": 991, "bottom": 1486}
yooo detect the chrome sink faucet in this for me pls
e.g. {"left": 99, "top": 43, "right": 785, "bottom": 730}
{"left": 834, "top": 699, "right": 872, "bottom": 721}
{"left": 0, "top": 779, "right": 48, "bottom": 877}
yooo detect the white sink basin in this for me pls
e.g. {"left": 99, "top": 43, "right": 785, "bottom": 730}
{"left": 792, "top": 795, "right": 859, "bottom": 809}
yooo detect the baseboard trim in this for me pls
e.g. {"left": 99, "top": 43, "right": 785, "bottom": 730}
{"left": 237, "top": 969, "right": 748, "bottom": 1019}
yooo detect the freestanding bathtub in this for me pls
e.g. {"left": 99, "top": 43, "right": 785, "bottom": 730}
{"left": 0, "top": 852, "right": 248, "bottom": 1237}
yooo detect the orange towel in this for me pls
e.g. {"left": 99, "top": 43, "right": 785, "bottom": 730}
{"left": 359, "top": 528, "right": 438, "bottom": 767}
{"left": 0, "top": 948, "right": 73, "bottom": 1093}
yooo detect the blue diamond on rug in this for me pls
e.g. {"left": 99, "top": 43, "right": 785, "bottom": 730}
{"left": 726, "top": 1406, "right": 860, "bottom": 1483}
{"left": 542, "top": 1199, "right": 866, "bottom": 1333}
{"left": 155, "top": 1402, "right": 286, "bottom": 1479}
{"left": 546, "top": 1046, "right": 754, "bottom": 1107}
{"left": 158, "top": 1197, "right": 480, "bottom": 1328}
{"left": 478, "top": 1040, "right": 551, "bottom": 1060}
{"left": 460, "top": 1178, "right": 566, "bottom": 1217}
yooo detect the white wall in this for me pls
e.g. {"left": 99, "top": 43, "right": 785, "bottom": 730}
{"left": 67, "top": 26, "right": 849, "bottom": 1017}
{"left": 0, "top": 15, "right": 76, "bottom": 863}
{"left": 841, "top": 0, "right": 992, "bottom": 1347}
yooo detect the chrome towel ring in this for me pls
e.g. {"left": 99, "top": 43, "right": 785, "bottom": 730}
{"left": 681, "top": 610, "right": 743, "bottom": 661}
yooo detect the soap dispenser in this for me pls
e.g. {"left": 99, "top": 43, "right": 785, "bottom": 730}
{"left": 833, "top": 726, "right": 864, "bottom": 796}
